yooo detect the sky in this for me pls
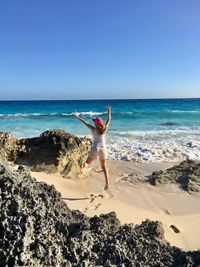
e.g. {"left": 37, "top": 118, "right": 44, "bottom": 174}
{"left": 0, "top": 0, "right": 200, "bottom": 100}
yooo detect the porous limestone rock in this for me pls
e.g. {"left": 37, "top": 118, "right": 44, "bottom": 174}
{"left": 0, "top": 162, "right": 200, "bottom": 267}
{"left": 0, "top": 130, "right": 91, "bottom": 177}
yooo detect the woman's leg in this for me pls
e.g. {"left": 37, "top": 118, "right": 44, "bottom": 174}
{"left": 100, "top": 159, "right": 109, "bottom": 190}
{"left": 81, "top": 156, "right": 95, "bottom": 174}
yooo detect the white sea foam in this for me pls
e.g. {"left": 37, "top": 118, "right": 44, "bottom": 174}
{"left": 168, "top": 110, "right": 200, "bottom": 114}
{"left": 106, "top": 136, "right": 200, "bottom": 163}
{"left": 0, "top": 113, "right": 44, "bottom": 118}
{"left": 105, "top": 127, "right": 200, "bottom": 162}
{"left": 114, "top": 128, "right": 200, "bottom": 140}
{"left": 70, "top": 111, "right": 107, "bottom": 116}
{"left": 0, "top": 111, "right": 107, "bottom": 118}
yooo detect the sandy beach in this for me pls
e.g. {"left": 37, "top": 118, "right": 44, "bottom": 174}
{"left": 32, "top": 159, "right": 200, "bottom": 252}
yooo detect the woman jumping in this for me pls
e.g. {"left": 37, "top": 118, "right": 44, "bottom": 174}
{"left": 74, "top": 106, "right": 111, "bottom": 190}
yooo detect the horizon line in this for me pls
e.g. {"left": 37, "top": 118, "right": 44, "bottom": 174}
{"left": 0, "top": 97, "right": 200, "bottom": 101}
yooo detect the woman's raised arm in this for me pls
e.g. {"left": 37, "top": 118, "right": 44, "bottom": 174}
{"left": 105, "top": 106, "right": 111, "bottom": 128}
{"left": 74, "top": 113, "right": 94, "bottom": 130}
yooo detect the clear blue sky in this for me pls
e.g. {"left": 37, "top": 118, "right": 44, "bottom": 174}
{"left": 0, "top": 0, "right": 200, "bottom": 100}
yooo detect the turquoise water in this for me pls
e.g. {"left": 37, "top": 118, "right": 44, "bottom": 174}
{"left": 0, "top": 99, "right": 200, "bottom": 137}
{"left": 0, "top": 99, "right": 200, "bottom": 162}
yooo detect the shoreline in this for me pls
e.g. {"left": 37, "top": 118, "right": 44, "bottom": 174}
{"left": 32, "top": 159, "right": 200, "bottom": 251}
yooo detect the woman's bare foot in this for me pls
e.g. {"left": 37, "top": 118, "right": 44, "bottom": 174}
{"left": 103, "top": 189, "right": 113, "bottom": 199}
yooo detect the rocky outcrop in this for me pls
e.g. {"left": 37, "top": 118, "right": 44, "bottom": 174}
{"left": 0, "top": 162, "right": 200, "bottom": 267}
{"left": 122, "top": 160, "right": 200, "bottom": 193}
{"left": 0, "top": 130, "right": 91, "bottom": 177}
{"left": 150, "top": 160, "right": 200, "bottom": 193}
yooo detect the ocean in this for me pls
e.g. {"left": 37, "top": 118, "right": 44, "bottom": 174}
{"left": 0, "top": 99, "right": 200, "bottom": 162}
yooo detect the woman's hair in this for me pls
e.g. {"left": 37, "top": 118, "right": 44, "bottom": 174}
{"left": 96, "top": 124, "right": 106, "bottom": 135}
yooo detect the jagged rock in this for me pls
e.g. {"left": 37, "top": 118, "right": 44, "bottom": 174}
{"left": 0, "top": 130, "right": 91, "bottom": 177}
{"left": 150, "top": 160, "right": 200, "bottom": 193}
{"left": 0, "top": 162, "right": 200, "bottom": 267}
{"left": 0, "top": 132, "right": 22, "bottom": 161}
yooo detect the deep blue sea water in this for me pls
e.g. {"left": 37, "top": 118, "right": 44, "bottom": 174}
{"left": 0, "top": 99, "right": 200, "bottom": 162}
